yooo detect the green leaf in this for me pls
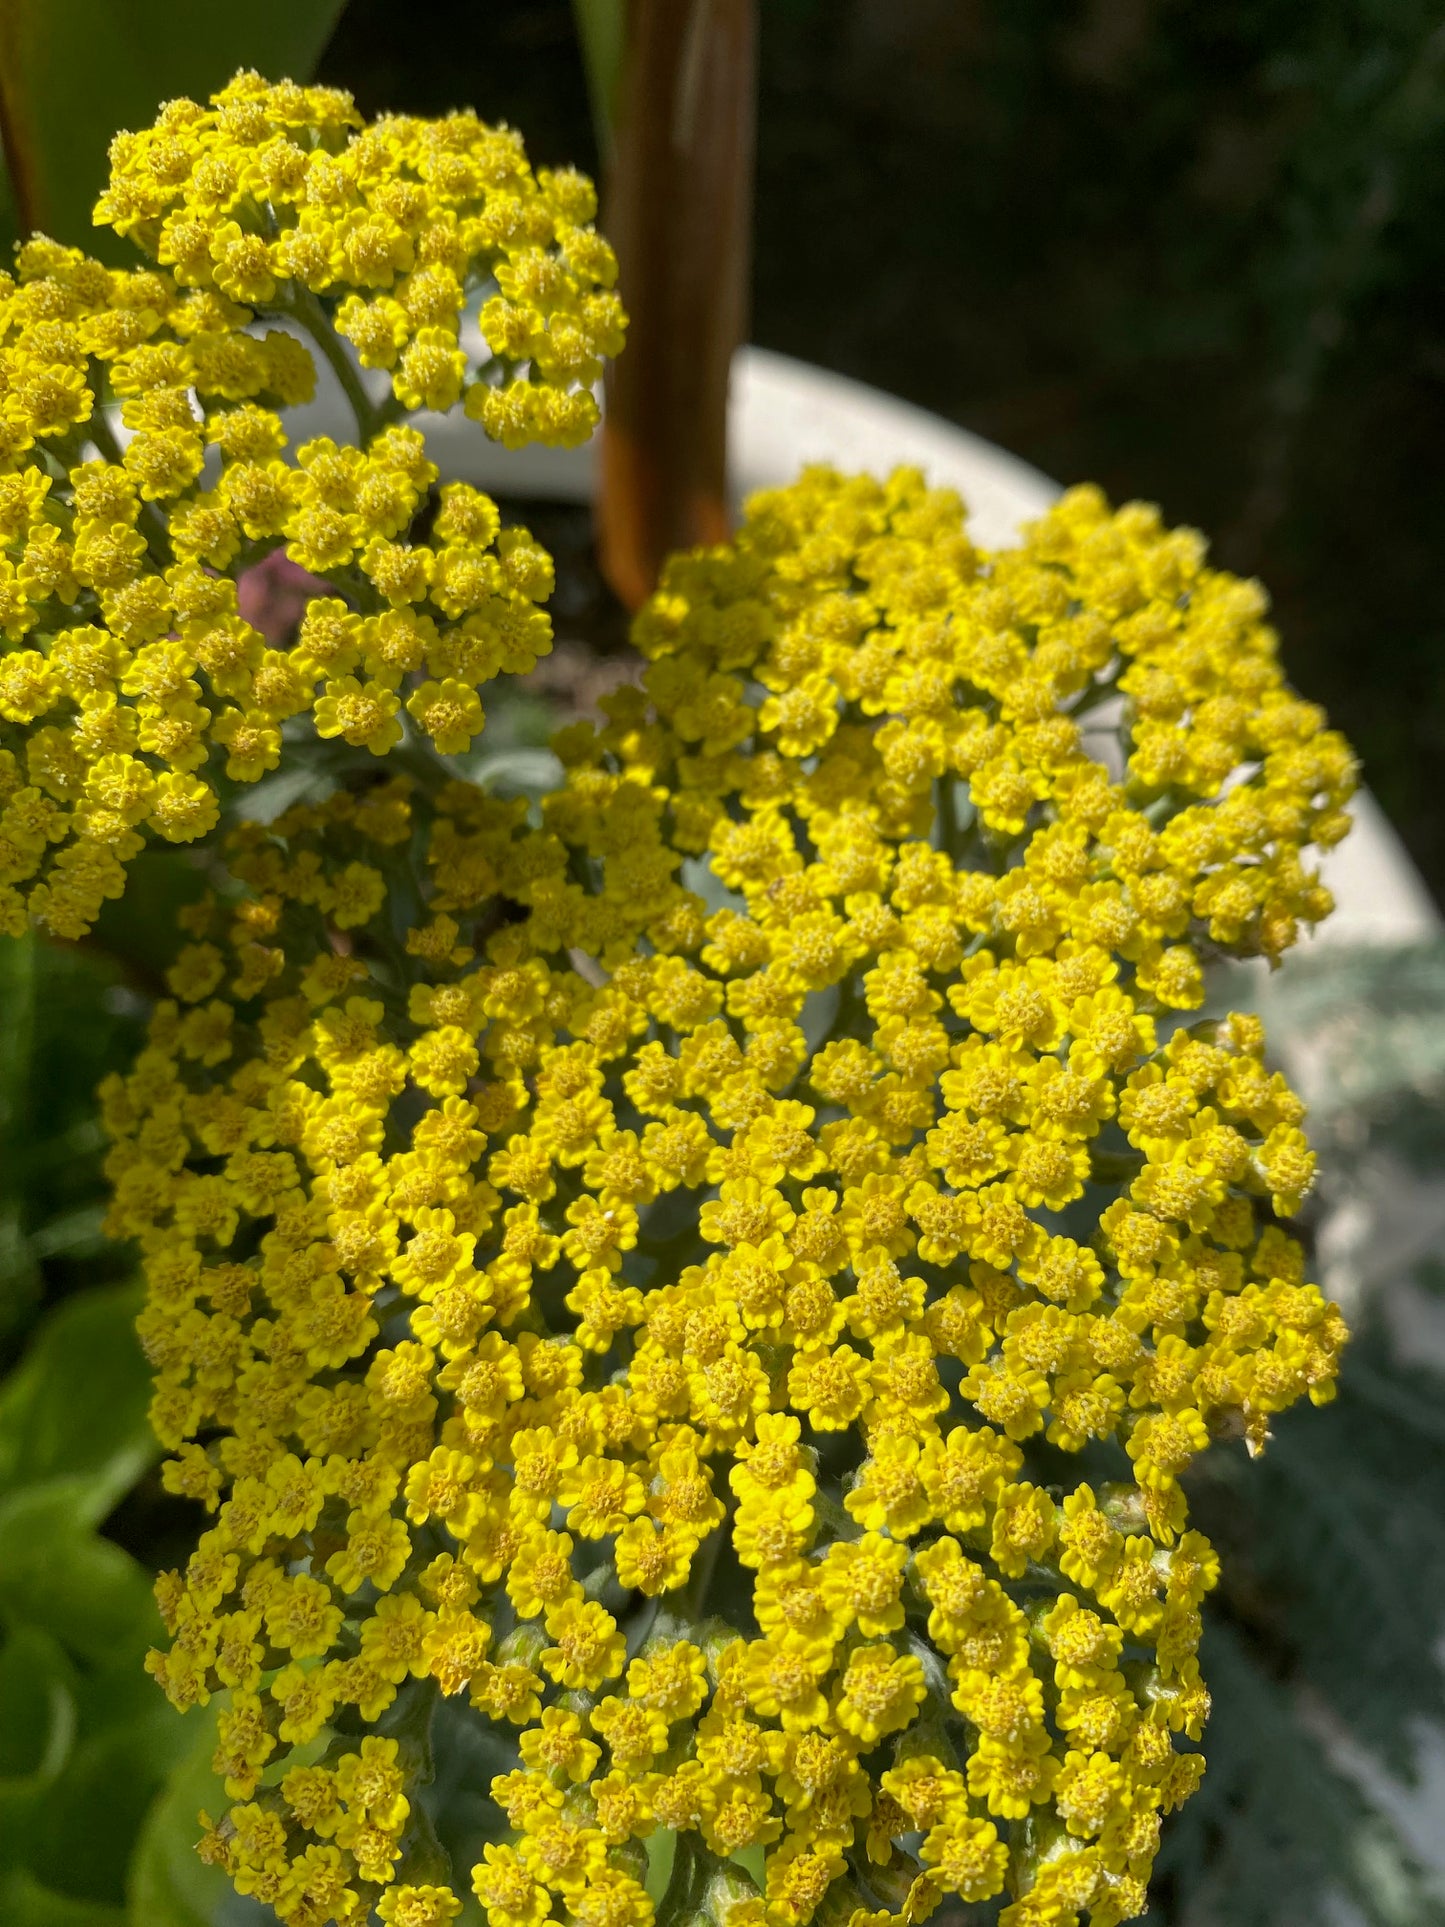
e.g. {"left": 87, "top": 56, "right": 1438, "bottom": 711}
{"left": 571, "top": 0, "right": 627, "bottom": 164}
{"left": 0, "top": 1626, "right": 77, "bottom": 1787}
{"left": 31, "top": 1719, "right": 186, "bottom": 1907}
{"left": 0, "top": 1869, "right": 127, "bottom": 1927}
{"left": 0, "top": 1283, "right": 154, "bottom": 1524}
{"left": 0, "top": 0, "right": 348, "bottom": 257}
{"left": 126, "top": 1712, "right": 230, "bottom": 1927}
{"left": 0, "top": 1482, "right": 159, "bottom": 1665}
{"left": 0, "top": 1628, "right": 79, "bottom": 1892}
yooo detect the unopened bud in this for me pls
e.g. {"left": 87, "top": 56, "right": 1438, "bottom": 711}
{"left": 608, "top": 1838, "right": 650, "bottom": 1885}
{"left": 702, "top": 1864, "right": 762, "bottom": 1927}
{"left": 496, "top": 1624, "right": 547, "bottom": 1669}
{"left": 1099, "top": 1482, "right": 1150, "bottom": 1533}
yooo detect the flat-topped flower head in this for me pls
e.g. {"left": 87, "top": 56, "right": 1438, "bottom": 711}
{"left": 95, "top": 71, "right": 624, "bottom": 447}
{"left": 0, "top": 77, "right": 626, "bottom": 937}
{"left": 113, "top": 468, "right": 1351, "bottom": 1927}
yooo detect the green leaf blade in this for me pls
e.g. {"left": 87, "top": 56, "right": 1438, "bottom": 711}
{"left": 0, "top": 1283, "right": 154, "bottom": 1525}
{"left": 0, "top": 0, "right": 349, "bottom": 254}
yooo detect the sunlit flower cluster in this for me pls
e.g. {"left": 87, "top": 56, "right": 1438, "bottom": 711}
{"left": 107, "top": 468, "right": 1351, "bottom": 1927}
{"left": 0, "top": 75, "right": 623, "bottom": 939}
{"left": 95, "top": 71, "right": 624, "bottom": 444}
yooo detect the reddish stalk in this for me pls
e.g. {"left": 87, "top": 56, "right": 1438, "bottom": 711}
{"left": 596, "top": 0, "right": 757, "bottom": 612}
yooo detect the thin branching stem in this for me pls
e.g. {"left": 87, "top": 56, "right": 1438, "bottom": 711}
{"left": 282, "top": 287, "right": 386, "bottom": 444}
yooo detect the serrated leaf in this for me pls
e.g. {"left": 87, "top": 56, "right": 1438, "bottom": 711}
{"left": 0, "top": 0, "right": 348, "bottom": 258}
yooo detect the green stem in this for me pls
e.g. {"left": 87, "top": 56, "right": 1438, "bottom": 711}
{"left": 377, "top": 1673, "right": 441, "bottom": 1775}
{"left": 1068, "top": 674, "right": 1123, "bottom": 719}
{"left": 283, "top": 288, "right": 386, "bottom": 444}
{"left": 1089, "top": 1148, "right": 1145, "bottom": 1184}
{"left": 683, "top": 1499, "right": 731, "bottom": 1621}
{"left": 624, "top": 1590, "right": 664, "bottom": 1661}
{"left": 936, "top": 771, "right": 974, "bottom": 868}
{"left": 389, "top": 724, "right": 468, "bottom": 797}
{"left": 655, "top": 1829, "right": 710, "bottom": 1927}
{"left": 812, "top": 1486, "right": 853, "bottom": 1541}
{"left": 82, "top": 388, "right": 170, "bottom": 562}
{"left": 573, "top": 0, "right": 627, "bottom": 166}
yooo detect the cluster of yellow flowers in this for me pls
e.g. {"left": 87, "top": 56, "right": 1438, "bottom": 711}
{"left": 0, "top": 74, "right": 622, "bottom": 938}
{"left": 95, "top": 71, "right": 623, "bottom": 444}
{"left": 106, "top": 467, "right": 1351, "bottom": 1927}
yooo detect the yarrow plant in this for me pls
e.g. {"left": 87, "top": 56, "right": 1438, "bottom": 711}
{"left": 0, "top": 71, "right": 622, "bottom": 937}
{"left": 3, "top": 71, "right": 1361, "bottom": 1927}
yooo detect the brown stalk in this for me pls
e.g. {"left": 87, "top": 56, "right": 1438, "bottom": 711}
{"left": 0, "top": 4, "right": 42, "bottom": 235}
{"left": 596, "top": 0, "right": 757, "bottom": 613}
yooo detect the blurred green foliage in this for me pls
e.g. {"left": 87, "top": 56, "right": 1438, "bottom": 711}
{"left": 0, "top": 934, "right": 137, "bottom": 1352}
{"left": 0, "top": 1286, "right": 190, "bottom": 1925}
{"left": 0, "top": 0, "right": 348, "bottom": 258}
{"left": 569, "top": 0, "right": 625, "bottom": 162}
{"left": 0, "top": 1191, "right": 222, "bottom": 1923}
{"left": 0, "top": 870, "right": 233, "bottom": 1925}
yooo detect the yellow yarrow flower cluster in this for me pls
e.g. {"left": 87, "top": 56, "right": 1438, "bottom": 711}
{"left": 0, "top": 75, "right": 623, "bottom": 939}
{"left": 110, "top": 469, "right": 1351, "bottom": 1927}
{"left": 95, "top": 70, "right": 624, "bottom": 445}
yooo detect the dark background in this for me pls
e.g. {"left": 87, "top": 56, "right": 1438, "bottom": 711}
{"left": 318, "top": 0, "right": 1445, "bottom": 904}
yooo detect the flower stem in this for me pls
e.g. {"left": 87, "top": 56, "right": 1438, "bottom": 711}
{"left": 683, "top": 1498, "right": 731, "bottom": 1621}
{"left": 83, "top": 391, "right": 170, "bottom": 564}
{"left": 283, "top": 287, "right": 386, "bottom": 444}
